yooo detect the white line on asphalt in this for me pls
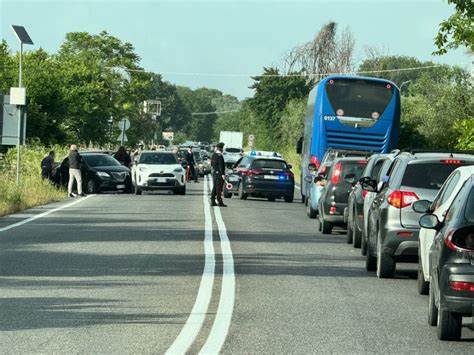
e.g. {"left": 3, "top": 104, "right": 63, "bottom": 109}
{"left": 295, "top": 185, "right": 301, "bottom": 190}
{"left": 200, "top": 178, "right": 235, "bottom": 354}
{"left": 165, "top": 178, "right": 216, "bottom": 355}
{"left": 0, "top": 195, "right": 94, "bottom": 233}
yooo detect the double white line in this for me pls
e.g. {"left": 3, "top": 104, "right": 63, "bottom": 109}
{"left": 166, "top": 176, "right": 235, "bottom": 354}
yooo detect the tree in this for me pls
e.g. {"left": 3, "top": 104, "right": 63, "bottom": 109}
{"left": 434, "top": 0, "right": 474, "bottom": 54}
{"left": 283, "top": 22, "right": 355, "bottom": 78}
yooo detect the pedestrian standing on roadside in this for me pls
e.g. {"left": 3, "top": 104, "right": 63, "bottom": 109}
{"left": 68, "top": 144, "right": 85, "bottom": 197}
{"left": 114, "top": 145, "right": 131, "bottom": 167}
{"left": 210, "top": 142, "right": 227, "bottom": 207}
{"left": 40, "top": 150, "right": 56, "bottom": 182}
{"left": 185, "top": 146, "right": 199, "bottom": 183}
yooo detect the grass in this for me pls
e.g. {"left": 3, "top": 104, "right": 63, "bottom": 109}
{"left": 0, "top": 145, "right": 68, "bottom": 217}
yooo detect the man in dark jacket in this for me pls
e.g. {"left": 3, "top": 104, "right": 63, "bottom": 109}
{"left": 41, "top": 151, "right": 55, "bottom": 182}
{"left": 185, "top": 146, "right": 198, "bottom": 182}
{"left": 210, "top": 142, "right": 227, "bottom": 207}
{"left": 68, "top": 144, "right": 85, "bottom": 197}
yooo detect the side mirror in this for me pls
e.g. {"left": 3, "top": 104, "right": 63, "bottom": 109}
{"left": 304, "top": 175, "right": 313, "bottom": 183}
{"left": 296, "top": 137, "right": 303, "bottom": 154}
{"left": 361, "top": 179, "right": 377, "bottom": 192}
{"left": 344, "top": 173, "right": 356, "bottom": 185}
{"left": 308, "top": 163, "right": 317, "bottom": 172}
{"left": 419, "top": 214, "right": 440, "bottom": 229}
{"left": 287, "top": 164, "right": 293, "bottom": 169}
{"left": 412, "top": 200, "right": 432, "bottom": 214}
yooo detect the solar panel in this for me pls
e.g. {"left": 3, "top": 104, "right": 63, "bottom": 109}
{"left": 11, "top": 25, "right": 34, "bottom": 45}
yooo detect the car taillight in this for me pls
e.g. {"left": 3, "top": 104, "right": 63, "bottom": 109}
{"left": 284, "top": 171, "right": 294, "bottom": 177}
{"left": 444, "top": 229, "right": 474, "bottom": 252}
{"left": 449, "top": 281, "right": 474, "bottom": 292}
{"left": 331, "top": 162, "right": 342, "bottom": 184}
{"left": 387, "top": 191, "right": 419, "bottom": 208}
{"left": 440, "top": 159, "right": 464, "bottom": 164}
{"left": 362, "top": 190, "right": 368, "bottom": 198}
{"left": 357, "top": 160, "right": 368, "bottom": 165}
{"left": 329, "top": 206, "right": 337, "bottom": 214}
{"left": 247, "top": 169, "right": 262, "bottom": 176}
{"left": 310, "top": 156, "right": 320, "bottom": 169}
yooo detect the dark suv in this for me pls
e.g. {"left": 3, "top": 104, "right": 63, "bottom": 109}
{"left": 317, "top": 156, "right": 368, "bottom": 234}
{"left": 224, "top": 155, "right": 295, "bottom": 202}
{"left": 363, "top": 151, "right": 474, "bottom": 278}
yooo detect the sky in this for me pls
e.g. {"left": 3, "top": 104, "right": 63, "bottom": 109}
{"left": 0, "top": 0, "right": 471, "bottom": 99}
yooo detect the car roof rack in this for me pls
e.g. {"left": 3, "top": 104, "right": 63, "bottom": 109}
{"left": 399, "top": 148, "right": 474, "bottom": 156}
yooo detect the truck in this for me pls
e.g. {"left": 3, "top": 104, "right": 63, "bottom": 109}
{"left": 219, "top": 131, "right": 244, "bottom": 168}
{"left": 219, "top": 131, "right": 243, "bottom": 150}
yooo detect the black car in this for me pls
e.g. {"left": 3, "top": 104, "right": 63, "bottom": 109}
{"left": 54, "top": 152, "right": 132, "bottom": 194}
{"left": 419, "top": 176, "right": 474, "bottom": 340}
{"left": 346, "top": 154, "right": 387, "bottom": 247}
{"left": 224, "top": 156, "right": 294, "bottom": 202}
{"left": 317, "top": 157, "right": 368, "bottom": 234}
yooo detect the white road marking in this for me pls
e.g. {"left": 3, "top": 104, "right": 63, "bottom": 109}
{"left": 0, "top": 195, "right": 94, "bottom": 233}
{"left": 295, "top": 185, "right": 301, "bottom": 190}
{"left": 200, "top": 177, "right": 235, "bottom": 354}
{"left": 166, "top": 178, "right": 216, "bottom": 355}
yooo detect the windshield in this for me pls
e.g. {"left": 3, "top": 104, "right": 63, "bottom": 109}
{"left": 139, "top": 153, "right": 178, "bottom": 165}
{"left": 325, "top": 79, "right": 393, "bottom": 127}
{"left": 82, "top": 154, "right": 121, "bottom": 167}
{"left": 252, "top": 159, "right": 287, "bottom": 170}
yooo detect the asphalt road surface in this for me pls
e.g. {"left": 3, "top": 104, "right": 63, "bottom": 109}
{"left": 0, "top": 177, "right": 472, "bottom": 354}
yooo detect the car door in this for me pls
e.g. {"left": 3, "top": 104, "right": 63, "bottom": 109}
{"left": 227, "top": 157, "right": 246, "bottom": 193}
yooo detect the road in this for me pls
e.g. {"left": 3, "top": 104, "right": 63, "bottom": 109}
{"left": 0, "top": 177, "right": 472, "bottom": 353}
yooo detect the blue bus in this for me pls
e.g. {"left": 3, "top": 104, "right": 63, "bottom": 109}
{"left": 298, "top": 75, "right": 400, "bottom": 200}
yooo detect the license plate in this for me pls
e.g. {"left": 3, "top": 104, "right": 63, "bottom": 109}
{"left": 264, "top": 175, "right": 278, "bottom": 180}
{"left": 117, "top": 184, "right": 125, "bottom": 189}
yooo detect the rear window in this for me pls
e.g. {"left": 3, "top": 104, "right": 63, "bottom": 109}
{"left": 83, "top": 154, "right": 121, "bottom": 167}
{"left": 225, "top": 148, "right": 241, "bottom": 153}
{"left": 341, "top": 161, "right": 367, "bottom": 180}
{"left": 401, "top": 162, "right": 470, "bottom": 190}
{"left": 252, "top": 159, "right": 287, "bottom": 170}
{"left": 465, "top": 188, "right": 474, "bottom": 223}
{"left": 325, "top": 79, "right": 393, "bottom": 123}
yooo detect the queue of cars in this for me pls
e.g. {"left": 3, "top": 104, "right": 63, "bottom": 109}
{"left": 302, "top": 148, "right": 474, "bottom": 341}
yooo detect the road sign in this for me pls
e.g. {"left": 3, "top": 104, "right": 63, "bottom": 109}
{"left": 118, "top": 118, "right": 130, "bottom": 131}
{"left": 117, "top": 132, "right": 128, "bottom": 142}
{"left": 248, "top": 134, "right": 255, "bottom": 147}
{"left": 162, "top": 131, "right": 174, "bottom": 141}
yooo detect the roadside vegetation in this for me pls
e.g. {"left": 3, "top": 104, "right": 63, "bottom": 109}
{"left": 0, "top": 146, "right": 68, "bottom": 217}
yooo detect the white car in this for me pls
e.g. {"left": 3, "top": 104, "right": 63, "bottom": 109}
{"left": 131, "top": 151, "right": 186, "bottom": 195}
{"left": 414, "top": 165, "right": 474, "bottom": 295}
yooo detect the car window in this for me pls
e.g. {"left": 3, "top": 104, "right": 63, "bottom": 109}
{"left": 225, "top": 148, "right": 241, "bottom": 153}
{"left": 401, "top": 162, "right": 466, "bottom": 190}
{"left": 252, "top": 159, "right": 287, "bottom": 170}
{"left": 341, "top": 161, "right": 367, "bottom": 180}
{"left": 139, "top": 153, "right": 178, "bottom": 165}
{"left": 432, "top": 171, "right": 461, "bottom": 209}
{"left": 82, "top": 154, "right": 121, "bottom": 167}
{"left": 237, "top": 157, "right": 247, "bottom": 167}
{"left": 371, "top": 159, "right": 385, "bottom": 179}
{"left": 465, "top": 186, "right": 474, "bottom": 223}
{"left": 375, "top": 158, "right": 393, "bottom": 182}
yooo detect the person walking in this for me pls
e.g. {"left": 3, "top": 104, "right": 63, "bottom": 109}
{"left": 114, "top": 145, "right": 131, "bottom": 167}
{"left": 68, "top": 144, "right": 85, "bottom": 197}
{"left": 185, "top": 146, "right": 198, "bottom": 183}
{"left": 40, "top": 150, "right": 56, "bottom": 182}
{"left": 210, "top": 142, "right": 227, "bottom": 207}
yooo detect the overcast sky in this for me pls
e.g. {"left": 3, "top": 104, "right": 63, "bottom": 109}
{"left": 1, "top": 0, "right": 471, "bottom": 99}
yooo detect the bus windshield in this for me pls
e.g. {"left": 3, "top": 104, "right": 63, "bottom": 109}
{"left": 325, "top": 79, "right": 393, "bottom": 126}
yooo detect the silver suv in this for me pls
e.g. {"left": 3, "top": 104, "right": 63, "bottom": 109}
{"left": 362, "top": 151, "right": 474, "bottom": 278}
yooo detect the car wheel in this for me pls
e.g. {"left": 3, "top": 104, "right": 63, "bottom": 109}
{"left": 238, "top": 182, "right": 247, "bottom": 200}
{"left": 267, "top": 197, "right": 276, "bottom": 202}
{"left": 179, "top": 186, "right": 186, "bottom": 195}
{"left": 428, "top": 282, "right": 438, "bottom": 326}
{"left": 306, "top": 196, "right": 317, "bottom": 218}
{"left": 346, "top": 215, "right": 354, "bottom": 244}
{"left": 361, "top": 229, "right": 368, "bottom": 256}
{"left": 134, "top": 184, "right": 142, "bottom": 195}
{"left": 376, "top": 229, "right": 395, "bottom": 278}
{"left": 365, "top": 222, "right": 377, "bottom": 271}
{"left": 320, "top": 216, "right": 333, "bottom": 234}
{"left": 85, "top": 178, "right": 97, "bottom": 194}
{"left": 437, "top": 307, "right": 462, "bottom": 341}
{"left": 284, "top": 195, "right": 293, "bottom": 203}
{"left": 417, "top": 252, "right": 430, "bottom": 295}
{"left": 352, "top": 214, "right": 362, "bottom": 248}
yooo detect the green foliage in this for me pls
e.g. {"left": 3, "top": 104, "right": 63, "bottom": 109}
{"left": 434, "top": 0, "right": 474, "bottom": 54}
{"left": 453, "top": 118, "right": 474, "bottom": 150}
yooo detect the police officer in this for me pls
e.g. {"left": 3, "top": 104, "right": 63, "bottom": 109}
{"left": 185, "top": 146, "right": 198, "bottom": 182}
{"left": 210, "top": 142, "right": 227, "bottom": 207}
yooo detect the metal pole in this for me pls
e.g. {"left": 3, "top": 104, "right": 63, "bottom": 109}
{"left": 121, "top": 119, "right": 125, "bottom": 145}
{"left": 16, "top": 42, "right": 23, "bottom": 185}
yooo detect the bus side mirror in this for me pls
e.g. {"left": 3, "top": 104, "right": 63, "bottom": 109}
{"left": 296, "top": 137, "right": 303, "bottom": 154}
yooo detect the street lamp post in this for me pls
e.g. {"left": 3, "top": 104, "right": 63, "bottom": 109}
{"left": 10, "top": 25, "right": 33, "bottom": 185}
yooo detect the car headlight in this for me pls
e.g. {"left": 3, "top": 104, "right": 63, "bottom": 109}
{"left": 174, "top": 167, "right": 184, "bottom": 173}
{"left": 139, "top": 167, "right": 148, "bottom": 172}
{"left": 97, "top": 171, "right": 110, "bottom": 178}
